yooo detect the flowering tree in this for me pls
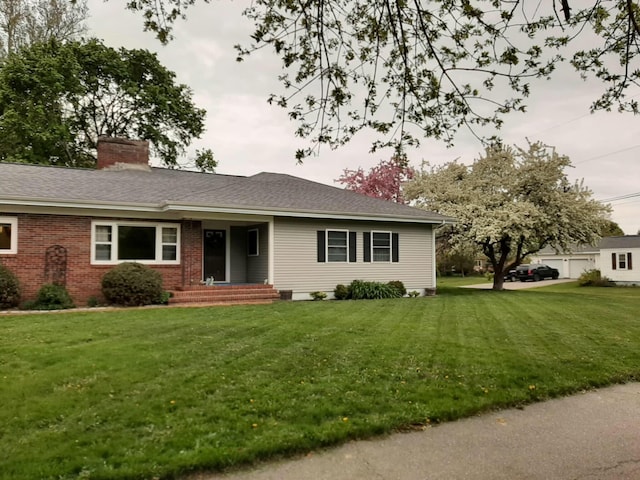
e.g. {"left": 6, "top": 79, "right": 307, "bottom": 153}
{"left": 404, "top": 142, "right": 610, "bottom": 290}
{"left": 336, "top": 155, "right": 414, "bottom": 203}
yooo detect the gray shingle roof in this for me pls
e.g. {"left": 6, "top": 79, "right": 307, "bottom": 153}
{"left": 534, "top": 236, "right": 640, "bottom": 254}
{"left": 599, "top": 235, "right": 640, "bottom": 249}
{"left": 535, "top": 243, "right": 600, "bottom": 255}
{"left": 0, "top": 162, "right": 451, "bottom": 223}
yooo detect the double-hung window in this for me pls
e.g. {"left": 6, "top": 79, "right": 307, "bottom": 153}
{"left": 363, "top": 231, "right": 399, "bottom": 263}
{"left": 0, "top": 217, "right": 17, "bottom": 254}
{"left": 612, "top": 252, "right": 633, "bottom": 271}
{"left": 327, "top": 230, "right": 348, "bottom": 262}
{"left": 372, "top": 231, "right": 392, "bottom": 262}
{"left": 92, "top": 221, "right": 180, "bottom": 264}
{"left": 317, "top": 230, "right": 356, "bottom": 263}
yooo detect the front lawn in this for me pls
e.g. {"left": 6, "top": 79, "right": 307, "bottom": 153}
{"left": 436, "top": 274, "right": 489, "bottom": 288}
{"left": 2, "top": 285, "right": 639, "bottom": 479}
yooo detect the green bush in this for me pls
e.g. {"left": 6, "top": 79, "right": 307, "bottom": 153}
{"left": 0, "top": 264, "right": 20, "bottom": 308}
{"left": 30, "top": 284, "right": 75, "bottom": 310}
{"left": 349, "top": 280, "right": 402, "bottom": 300}
{"left": 333, "top": 284, "right": 351, "bottom": 300}
{"left": 86, "top": 296, "right": 100, "bottom": 308}
{"left": 578, "top": 269, "right": 613, "bottom": 287}
{"left": 101, "top": 262, "right": 164, "bottom": 306}
{"left": 309, "top": 291, "right": 327, "bottom": 301}
{"left": 387, "top": 280, "right": 406, "bottom": 296}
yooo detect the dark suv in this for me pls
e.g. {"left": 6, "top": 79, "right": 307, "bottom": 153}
{"left": 515, "top": 264, "right": 559, "bottom": 282}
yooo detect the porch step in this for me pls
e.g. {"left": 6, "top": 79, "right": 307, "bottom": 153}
{"left": 168, "top": 284, "right": 281, "bottom": 306}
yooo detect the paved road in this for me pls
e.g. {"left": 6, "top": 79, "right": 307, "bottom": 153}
{"left": 192, "top": 383, "right": 640, "bottom": 480}
{"left": 462, "top": 278, "right": 575, "bottom": 290}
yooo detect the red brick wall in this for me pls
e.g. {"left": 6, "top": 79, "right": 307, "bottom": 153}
{"left": 0, "top": 213, "right": 203, "bottom": 306}
{"left": 96, "top": 137, "right": 150, "bottom": 169}
{"left": 181, "top": 219, "right": 203, "bottom": 286}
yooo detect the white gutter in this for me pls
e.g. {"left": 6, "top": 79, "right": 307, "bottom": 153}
{"left": 0, "top": 197, "right": 453, "bottom": 225}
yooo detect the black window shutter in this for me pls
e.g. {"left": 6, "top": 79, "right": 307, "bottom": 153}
{"left": 628, "top": 252, "right": 633, "bottom": 270}
{"left": 349, "top": 232, "right": 357, "bottom": 262}
{"left": 317, "top": 231, "right": 326, "bottom": 262}
{"left": 612, "top": 253, "right": 617, "bottom": 270}
{"left": 392, "top": 233, "right": 399, "bottom": 262}
{"left": 363, "top": 232, "right": 371, "bottom": 262}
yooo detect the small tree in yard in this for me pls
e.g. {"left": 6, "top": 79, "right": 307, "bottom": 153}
{"left": 405, "top": 141, "right": 610, "bottom": 290}
{"left": 337, "top": 155, "right": 414, "bottom": 203}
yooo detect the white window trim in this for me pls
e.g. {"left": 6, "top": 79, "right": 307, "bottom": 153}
{"left": 371, "top": 230, "right": 392, "bottom": 263}
{"left": 326, "top": 229, "right": 349, "bottom": 263}
{"left": 618, "top": 252, "right": 628, "bottom": 270}
{"left": 91, "top": 221, "right": 181, "bottom": 265}
{"left": 248, "top": 228, "right": 259, "bottom": 257}
{"left": 0, "top": 216, "right": 17, "bottom": 255}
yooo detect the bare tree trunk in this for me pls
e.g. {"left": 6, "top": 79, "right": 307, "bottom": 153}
{"left": 493, "top": 272, "right": 505, "bottom": 291}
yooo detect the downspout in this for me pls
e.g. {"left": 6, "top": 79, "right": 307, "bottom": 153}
{"left": 268, "top": 217, "right": 275, "bottom": 285}
{"left": 432, "top": 220, "right": 446, "bottom": 289}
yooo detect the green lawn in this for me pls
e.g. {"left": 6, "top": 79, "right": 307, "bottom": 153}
{"left": 436, "top": 274, "right": 490, "bottom": 288}
{"left": 2, "top": 284, "right": 640, "bottom": 479}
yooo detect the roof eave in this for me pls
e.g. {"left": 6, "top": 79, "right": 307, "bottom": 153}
{"left": 0, "top": 197, "right": 455, "bottom": 224}
{"left": 164, "top": 203, "right": 454, "bottom": 224}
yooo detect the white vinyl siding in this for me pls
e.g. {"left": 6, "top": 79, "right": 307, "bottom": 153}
{"left": 247, "top": 223, "right": 269, "bottom": 283}
{"left": 229, "top": 226, "right": 248, "bottom": 283}
{"left": 601, "top": 248, "right": 639, "bottom": 283}
{"left": 273, "top": 218, "right": 433, "bottom": 293}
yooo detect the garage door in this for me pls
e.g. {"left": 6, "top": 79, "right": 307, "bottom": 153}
{"left": 569, "top": 259, "right": 592, "bottom": 279}
{"left": 541, "top": 259, "right": 565, "bottom": 277}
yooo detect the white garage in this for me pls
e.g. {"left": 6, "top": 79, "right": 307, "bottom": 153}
{"left": 568, "top": 258, "right": 595, "bottom": 278}
{"left": 531, "top": 245, "right": 600, "bottom": 279}
{"left": 540, "top": 258, "right": 564, "bottom": 273}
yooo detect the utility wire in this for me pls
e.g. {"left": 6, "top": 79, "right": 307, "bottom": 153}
{"left": 574, "top": 144, "right": 640, "bottom": 165}
{"left": 599, "top": 191, "right": 640, "bottom": 202}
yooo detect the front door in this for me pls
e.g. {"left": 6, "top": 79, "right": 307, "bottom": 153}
{"left": 203, "top": 229, "right": 226, "bottom": 282}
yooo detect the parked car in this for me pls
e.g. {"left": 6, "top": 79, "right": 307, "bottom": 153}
{"left": 505, "top": 269, "right": 518, "bottom": 282}
{"left": 515, "top": 264, "right": 559, "bottom": 282}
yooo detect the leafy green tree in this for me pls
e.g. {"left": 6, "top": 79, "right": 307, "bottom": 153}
{"left": 0, "top": 38, "right": 209, "bottom": 169}
{"left": 600, "top": 219, "right": 625, "bottom": 237}
{"left": 0, "top": 0, "right": 87, "bottom": 58}
{"left": 122, "top": 1, "right": 640, "bottom": 159}
{"left": 404, "top": 141, "right": 610, "bottom": 291}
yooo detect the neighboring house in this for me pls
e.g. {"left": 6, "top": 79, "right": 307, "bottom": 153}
{"left": 529, "top": 236, "right": 639, "bottom": 284}
{"left": 0, "top": 137, "right": 452, "bottom": 305}
{"left": 529, "top": 244, "right": 600, "bottom": 279}
{"left": 599, "top": 236, "right": 638, "bottom": 284}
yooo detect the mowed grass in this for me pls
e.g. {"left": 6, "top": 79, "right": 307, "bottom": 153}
{"left": 1, "top": 284, "right": 640, "bottom": 479}
{"left": 436, "top": 275, "right": 489, "bottom": 288}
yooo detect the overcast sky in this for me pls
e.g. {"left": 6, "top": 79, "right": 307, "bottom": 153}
{"left": 86, "top": 1, "right": 640, "bottom": 235}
